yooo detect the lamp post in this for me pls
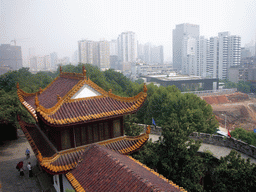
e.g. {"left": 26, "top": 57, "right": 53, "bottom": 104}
{"left": 222, "top": 114, "right": 227, "bottom": 129}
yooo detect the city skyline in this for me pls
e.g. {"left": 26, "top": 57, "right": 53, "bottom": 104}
{"left": 1, "top": 0, "right": 256, "bottom": 62}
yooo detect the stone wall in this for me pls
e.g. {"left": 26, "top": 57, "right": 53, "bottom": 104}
{"left": 138, "top": 124, "right": 256, "bottom": 159}
{"left": 189, "top": 132, "right": 256, "bottom": 159}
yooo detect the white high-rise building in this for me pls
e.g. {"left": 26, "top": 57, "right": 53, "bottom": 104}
{"left": 117, "top": 31, "right": 137, "bottom": 71}
{"left": 78, "top": 39, "right": 110, "bottom": 70}
{"left": 199, "top": 36, "right": 209, "bottom": 77}
{"left": 185, "top": 36, "right": 197, "bottom": 75}
{"left": 78, "top": 40, "right": 99, "bottom": 67}
{"left": 173, "top": 23, "right": 200, "bottom": 73}
{"left": 99, "top": 40, "right": 110, "bottom": 69}
{"left": 109, "top": 40, "right": 117, "bottom": 56}
{"left": 207, "top": 32, "right": 241, "bottom": 80}
{"left": 50, "top": 52, "right": 58, "bottom": 69}
{"left": 208, "top": 37, "right": 219, "bottom": 78}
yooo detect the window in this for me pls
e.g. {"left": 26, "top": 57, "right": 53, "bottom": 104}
{"left": 61, "top": 129, "right": 71, "bottom": 150}
{"left": 113, "top": 119, "right": 121, "bottom": 137}
{"left": 75, "top": 127, "right": 81, "bottom": 147}
{"left": 104, "top": 122, "right": 109, "bottom": 139}
{"left": 81, "top": 126, "right": 87, "bottom": 145}
{"left": 99, "top": 123, "right": 104, "bottom": 141}
{"left": 93, "top": 124, "right": 99, "bottom": 142}
{"left": 88, "top": 125, "right": 93, "bottom": 144}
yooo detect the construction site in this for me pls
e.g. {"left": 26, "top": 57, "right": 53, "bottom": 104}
{"left": 200, "top": 91, "right": 256, "bottom": 132}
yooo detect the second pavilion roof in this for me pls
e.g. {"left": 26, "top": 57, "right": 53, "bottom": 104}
{"left": 17, "top": 66, "right": 147, "bottom": 126}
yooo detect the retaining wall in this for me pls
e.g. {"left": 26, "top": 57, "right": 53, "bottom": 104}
{"left": 189, "top": 132, "right": 256, "bottom": 159}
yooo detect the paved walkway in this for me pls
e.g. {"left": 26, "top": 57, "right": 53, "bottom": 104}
{"left": 198, "top": 143, "right": 256, "bottom": 164}
{"left": 0, "top": 129, "right": 55, "bottom": 192}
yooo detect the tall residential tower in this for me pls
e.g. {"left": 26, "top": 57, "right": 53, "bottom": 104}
{"left": 117, "top": 31, "right": 137, "bottom": 71}
{"left": 173, "top": 23, "right": 200, "bottom": 74}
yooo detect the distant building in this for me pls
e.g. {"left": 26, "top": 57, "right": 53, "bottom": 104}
{"left": 228, "top": 56, "right": 256, "bottom": 83}
{"left": 71, "top": 50, "right": 78, "bottom": 65}
{"left": 109, "top": 39, "right": 118, "bottom": 70}
{"left": 207, "top": 32, "right": 241, "bottom": 80}
{"left": 78, "top": 40, "right": 98, "bottom": 65}
{"left": 99, "top": 40, "right": 110, "bottom": 70}
{"left": 207, "top": 37, "right": 219, "bottom": 78}
{"left": 0, "top": 44, "right": 23, "bottom": 71}
{"left": 172, "top": 25, "right": 241, "bottom": 80}
{"left": 173, "top": 23, "right": 200, "bottom": 73}
{"left": 117, "top": 31, "right": 137, "bottom": 71}
{"left": 50, "top": 52, "right": 58, "bottom": 69}
{"left": 199, "top": 36, "right": 208, "bottom": 78}
{"left": 151, "top": 45, "right": 164, "bottom": 65}
{"left": 143, "top": 74, "right": 218, "bottom": 91}
{"left": 110, "top": 55, "right": 118, "bottom": 69}
{"left": 58, "top": 57, "right": 70, "bottom": 66}
{"left": 136, "top": 43, "right": 163, "bottom": 65}
{"left": 109, "top": 39, "right": 118, "bottom": 56}
{"left": 78, "top": 39, "right": 110, "bottom": 70}
{"left": 30, "top": 55, "right": 51, "bottom": 71}
{"left": 29, "top": 56, "right": 38, "bottom": 71}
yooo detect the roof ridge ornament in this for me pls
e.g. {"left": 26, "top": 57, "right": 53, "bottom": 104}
{"left": 57, "top": 94, "right": 61, "bottom": 102}
{"left": 82, "top": 66, "right": 86, "bottom": 78}
{"left": 35, "top": 94, "right": 39, "bottom": 108}
{"left": 143, "top": 83, "right": 147, "bottom": 93}
{"left": 16, "top": 82, "right": 20, "bottom": 89}
{"left": 146, "top": 125, "right": 151, "bottom": 134}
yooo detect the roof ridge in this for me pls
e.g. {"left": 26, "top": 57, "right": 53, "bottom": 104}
{"left": 36, "top": 79, "right": 85, "bottom": 115}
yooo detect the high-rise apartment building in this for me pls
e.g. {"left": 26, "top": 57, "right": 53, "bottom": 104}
{"left": 117, "top": 31, "right": 137, "bottom": 71}
{"left": 206, "top": 32, "right": 241, "bottom": 79}
{"left": 99, "top": 40, "right": 110, "bottom": 69}
{"left": 151, "top": 45, "right": 164, "bottom": 65}
{"left": 30, "top": 55, "right": 51, "bottom": 71}
{"left": 208, "top": 37, "right": 219, "bottom": 78}
{"left": 78, "top": 39, "right": 110, "bottom": 70}
{"left": 109, "top": 40, "right": 118, "bottom": 56}
{"left": 136, "top": 43, "right": 163, "bottom": 64}
{"left": 78, "top": 40, "right": 98, "bottom": 65}
{"left": 109, "top": 40, "right": 118, "bottom": 69}
{"left": 0, "top": 44, "right": 23, "bottom": 70}
{"left": 50, "top": 52, "right": 58, "bottom": 69}
{"left": 172, "top": 24, "right": 241, "bottom": 79}
{"left": 199, "top": 36, "right": 209, "bottom": 77}
{"left": 173, "top": 23, "right": 200, "bottom": 73}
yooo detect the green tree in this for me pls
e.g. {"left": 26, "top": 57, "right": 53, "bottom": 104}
{"left": 237, "top": 81, "right": 251, "bottom": 93}
{"left": 231, "top": 128, "right": 256, "bottom": 146}
{"left": 132, "top": 140, "right": 160, "bottom": 170}
{"left": 157, "top": 117, "right": 204, "bottom": 191}
{"left": 212, "top": 150, "right": 256, "bottom": 192}
{"left": 123, "top": 114, "right": 143, "bottom": 136}
{"left": 135, "top": 78, "right": 144, "bottom": 85}
{"left": 144, "top": 86, "right": 218, "bottom": 134}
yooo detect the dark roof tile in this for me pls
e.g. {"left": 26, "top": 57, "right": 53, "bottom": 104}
{"left": 67, "top": 144, "right": 184, "bottom": 192}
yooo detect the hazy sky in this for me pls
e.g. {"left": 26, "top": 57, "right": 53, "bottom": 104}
{"left": 1, "top": 0, "right": 256, "bottom": 62}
